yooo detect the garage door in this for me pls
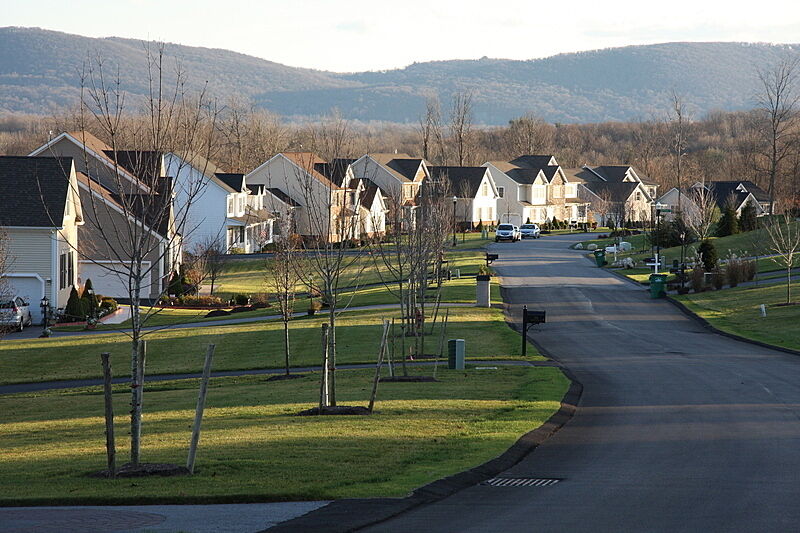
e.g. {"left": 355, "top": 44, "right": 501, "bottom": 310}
{"left": 5, "top": 275, "right": 44, "bottom": 323}
{"left": 79, "top": 261, "right": 151, "bottom": 299}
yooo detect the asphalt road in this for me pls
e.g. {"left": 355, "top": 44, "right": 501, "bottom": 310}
{"left": 363, "top": 233, "right": 800, "bottom": 532}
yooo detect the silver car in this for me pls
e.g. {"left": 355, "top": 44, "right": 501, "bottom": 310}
{"left": 495, "top": 223, "right": 519, "bottom": 242}
{"left": 520, "top": 223, "right": 541, "bottom": 239}
{"left": 0, "top": 297, "right": 33, "bottom": 331}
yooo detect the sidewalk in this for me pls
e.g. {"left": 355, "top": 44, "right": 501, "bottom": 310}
{"left": 0, "top": 502, "right": 328, "bottom": 533}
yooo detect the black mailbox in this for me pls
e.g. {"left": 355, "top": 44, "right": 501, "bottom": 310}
{"left": 525, "top": 310, "right": 546, "bottom": 324}
{"left": 521, "top": 306, "right": 546, "bottom": 356}
{"left": 486, "top": 253, "right": 499, "bottom": 265}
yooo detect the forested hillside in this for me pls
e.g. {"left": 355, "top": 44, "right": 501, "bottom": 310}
{"left": 1, "top": 27, "right": 798, "bottom": 124}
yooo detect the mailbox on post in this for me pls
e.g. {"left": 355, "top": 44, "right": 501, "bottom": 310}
{"left": 521, "top": 306, "right": 546, "bottom": 356}
{"left": 485, "top": 253, "right": 499, "bottom": 267}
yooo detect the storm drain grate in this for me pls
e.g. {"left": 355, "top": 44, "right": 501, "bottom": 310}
{"left": 482, "top": 478, "right": 562, "bottom": 487}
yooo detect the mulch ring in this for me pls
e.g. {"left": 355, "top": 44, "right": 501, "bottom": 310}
{"left": 297, "top": 406, "right": 371, "bottom": 416}
{"left": 379, "top": 376, "right": 439, "bottom": 383}
{"left": 89, "top": 463, "right": 190, "bottom": 478}
{"left": 266, "top": 374, "right": 306, "bottom": 382}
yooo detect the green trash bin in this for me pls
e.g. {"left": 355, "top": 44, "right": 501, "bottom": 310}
{"left": 649, "top": 273, "right": 668, "bottom": 299}
{"left": 593, "top": 249, "right": 606, "bottom": 267}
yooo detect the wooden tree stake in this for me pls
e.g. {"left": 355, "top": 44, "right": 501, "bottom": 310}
{"left": 187, "top": 343, "right": 215, "bottom": 474}
{"left": 100, "top": 352, "right": 116, "bottom": 478}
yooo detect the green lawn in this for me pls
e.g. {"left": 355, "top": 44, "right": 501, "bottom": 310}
{"left": 0, "top": 365, "right": 568, "bottom": 504}
{"left": 674, "top": 281, "right": 800, "bottom": 351}
{"left": 0, "top": 304, "right": 539, "bottom": 385}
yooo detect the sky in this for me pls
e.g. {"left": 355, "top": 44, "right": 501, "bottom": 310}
{"left": 4, "top": 0, "right": 800, "bottom": 72}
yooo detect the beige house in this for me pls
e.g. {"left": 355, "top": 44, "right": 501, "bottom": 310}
{"left": 0, "top": 156, "right": 82, "bottom": 323}
{"left": 246, "top": 152, "right": 356, "bottom": 242}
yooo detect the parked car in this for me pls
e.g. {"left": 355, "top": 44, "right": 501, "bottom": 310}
{"left": 520, "top": 223, "right": 541, "bottom": 239}
{"left": 495, "top": 223, "right": 519, "bottom": 242}
{"left": 0, "top": 297, "right": 33, "bottom": 331}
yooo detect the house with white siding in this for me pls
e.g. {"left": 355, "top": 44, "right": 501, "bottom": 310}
{"left": 483, "top": 161, "right": 550, "bottom": 225}
{"left": 0, "top": 156, "right": 82, "bottom": 324}
{"left": 429, "top": 166, "right": 498, "bottom": 228}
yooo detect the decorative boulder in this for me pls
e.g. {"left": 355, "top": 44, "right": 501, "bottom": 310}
{"left": 574, "top": 243, "right": 583, "bottom": 249}
{"left": 587, "top": 244, "right": 597, "bottom": 251}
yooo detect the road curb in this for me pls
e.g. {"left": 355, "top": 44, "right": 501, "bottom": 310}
{"left": 666, "top": 296, "right": 800, "bottom": 357}
{"left": 263, "top": 294, "right": 583, "bottom": 533}
{"left": 263, "top": 376, "right": 582, "bottom": 533}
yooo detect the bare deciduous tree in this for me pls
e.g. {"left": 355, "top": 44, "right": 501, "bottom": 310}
{"left": 755, "top": 57, "right": 800, "bottom": 215}
{"left": 192, "top": 237, "right": 226, "bottom": 295}
{"left": 764, "top": 213, "right": 800, "bottom": 304}
{"left": 267, "top": 214, "right": 301, "bottom": 376}
{"left": 668, "top": 91, "right": 690, "bottom": 212}
{"left": 685, "top": 185, "right": 720, "bottom": 243}
{"left": 505, "top": 113, "right": 554, "bottom": 157}
{"left": 449, "top": 91, "right": 474, "bottom": 167}
{"left": 61, "top": 45, "right": 219, "bottom": 467}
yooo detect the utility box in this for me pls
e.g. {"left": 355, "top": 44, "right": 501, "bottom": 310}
{"left": 448, "top": 339, "right": 465, "bottom": 370}
{"left": 476, "top": 275, "right": 491, "bottom": 307}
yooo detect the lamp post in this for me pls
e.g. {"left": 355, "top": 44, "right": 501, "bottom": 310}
{"left": 680, "top": 231, "right": 687, "bottom": 290}
{"left": 39, "top": 296, "right": 50, "bottom": 338}
{"left": 452, "top": 196, "right": 458, "bottom": 247}
{"left": 86, "top": 288, "right": 97, "bottom": 329}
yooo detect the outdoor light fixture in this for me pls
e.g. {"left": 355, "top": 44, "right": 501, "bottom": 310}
{"left": 39, "top": 296, "right": 50, "bottom": 337}
{"left": 452, "top": 196, "right": 458, "bottom": 247}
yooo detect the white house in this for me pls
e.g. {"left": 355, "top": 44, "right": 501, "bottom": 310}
{"left": 0, "top": 156, "right": 82, "bottom": 324}
{"left": 429, "top": 166, "right": 499, "bottom": 227}
{"left": 483, "top": 161, "right": 549, "bottom": 224}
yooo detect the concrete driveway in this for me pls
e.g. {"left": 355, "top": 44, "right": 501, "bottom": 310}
{"left": 361, "top": 233, "right": 800, "bottom": 532}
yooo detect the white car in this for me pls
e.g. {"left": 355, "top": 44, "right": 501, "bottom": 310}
{"left": 495, "top": 223, "right": 519, "bottom": 242}
{"left": 0, "top": 297, "right": 33, "bottom": 331}
{"left": 520, "top": 223, "right": 541, "bottom": 239}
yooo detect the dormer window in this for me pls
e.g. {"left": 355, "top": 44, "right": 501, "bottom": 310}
{"left": 482, "top": 183, "right": 489, "bottom": 197}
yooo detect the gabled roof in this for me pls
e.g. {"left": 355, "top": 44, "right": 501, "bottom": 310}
{"left": 510, "top": 155, "right": 558, "bottom": 169}
{"left": 215, "top": 173, "right": 247, "bottom": 192}
{"left": 266, "top": 187, "right": 302, "bottom": 208}
{"left": 584, "top": 181, "right": 639, "bottom": 203}
{"left": 366, "top": 153, "right": 425, "bottom": 182}
{"left": 314, "top": 158, "right": 355, "bottom": 187}
{"left": 710, "top": 180, "right": 770, "bottom": 203}
{"left": 541, "top": 165, "right": 561, "bottom": 183}
{"left": 705, "top": 182, "right": 753, "bottom": 210}
{"left": 505, "top": 168, "right": 544, "bottom": 185}
{"left": 359, "top": 180, "right": 381, "bottom": 210}
{"left": 590, "top": 165, "right": 632, "bottom": 182}
{"left": 281, "top": 152, "right": 339, "bottom": 189}
{"left": 0, "top": 156, "right": 73, "bottom": 228}
{"left": 106, "top": 150, "right": 163, "bottom": 181}
{"left": 562, "top": 168, "right": 602, "bottom": 184}
{"left": 428, "top": 166, "right": 489, "bottom": 197}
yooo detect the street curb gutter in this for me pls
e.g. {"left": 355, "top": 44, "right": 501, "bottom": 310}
{"left": 263, "top": 291, "right": 583, "bottom": 533}
{"left": 263, "top": 378, "right": 582, "bottom": 533}
{"left": 666, "top": 296, "right": 800, "bottom": 357}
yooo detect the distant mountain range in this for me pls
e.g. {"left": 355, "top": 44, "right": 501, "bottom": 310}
{"left": 1, "top": 27, "right": 798, "bottom": 124}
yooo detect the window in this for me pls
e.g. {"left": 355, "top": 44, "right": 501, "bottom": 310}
{"left": 488, "top": 207, "right": 494, "bottom": 220}
{"left": 635, "top": 192, "right": 642, "bottom": 201}
{"left": 59, "top": 251, "right": 75, "bottom": 289}
{"left": 498, "top": 186, "right": 505, "bottom": 198}
{"left": 552, "top": 185, "right": 563, "bottom": 198}
{"left": 227, "top": 197, "right": 233, "bottom": 215}
{"left": 534, "top": 186, "right": 545, "bottom": 199}
{"left": 59, "top": 253, "right": 67, "bottom": 289}
{"left": 482, "top": 183, "right": 489, "bottom": 196}
{"left": 238, "top": 196, "right": 245, "bottom": 213}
